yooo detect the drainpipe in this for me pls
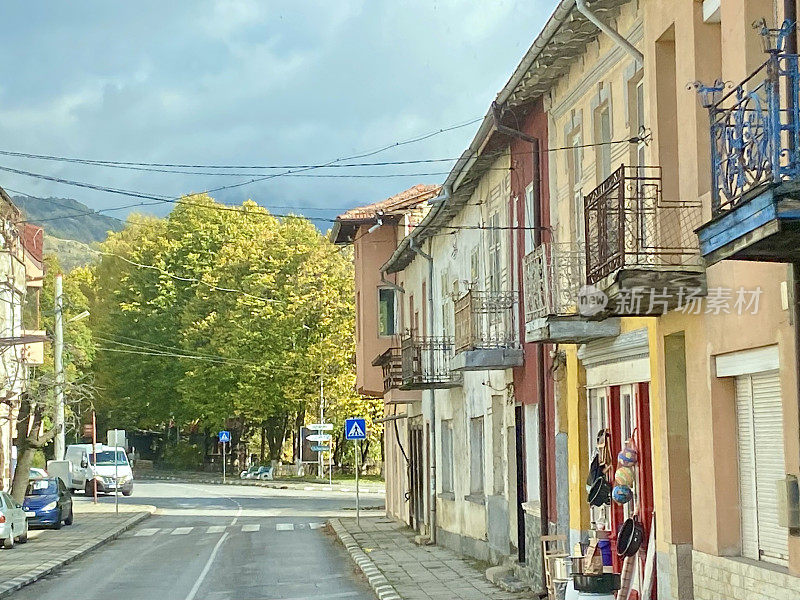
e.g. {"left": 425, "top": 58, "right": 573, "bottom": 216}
{"left": 430, "top": 184, "right": 453, "bottom": 205}
{"left": 575, "top": 0, "right": 644, "bottom": 63}
{"left": 410, "top": 235, "right": 437, "bottom": 544}
{"left": 380, "top": 270, "right": 405, "bottom": 294}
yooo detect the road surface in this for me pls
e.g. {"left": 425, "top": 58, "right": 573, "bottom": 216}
{"left": 15, "top": 480, "right": 382, "bottom": 600}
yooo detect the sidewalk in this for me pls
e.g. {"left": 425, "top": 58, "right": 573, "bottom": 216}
{"left": 0, "top": 499, "right": 155, "bottom": 598}
{"left": 331, "top": 516, "right": 530, "bottom": 600}
{"left": 138, "top": 469, "right": 386, "bottom": 494}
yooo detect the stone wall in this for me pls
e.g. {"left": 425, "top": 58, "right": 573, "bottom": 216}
{"left": 692, "top": 550, "right": 800, "bottom": 600}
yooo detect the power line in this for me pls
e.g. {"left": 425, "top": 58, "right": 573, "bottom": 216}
{"left": 0, "top": 129, "right": 644, "bottom": 171}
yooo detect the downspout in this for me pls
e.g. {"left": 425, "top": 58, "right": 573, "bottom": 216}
{"left": 410, "top": 235, "right": 437, "bottom": 544}
{"left": 575, "top": 0, "right": 644, "bottom": 63}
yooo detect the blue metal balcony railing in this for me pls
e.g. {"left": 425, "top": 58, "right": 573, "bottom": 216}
{"left": 702, "top": 22, "right": 800, "bottom": 215}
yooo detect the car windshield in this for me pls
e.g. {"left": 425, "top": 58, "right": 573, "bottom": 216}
{"left": 90, "top": 451, "right": 128, "bottom": 466}
{"left": 26, "top": 479, "right": 57, "bottom": 496}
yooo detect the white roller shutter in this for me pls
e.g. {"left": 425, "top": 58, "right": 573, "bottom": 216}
{"left": 735, "top": 370, "right": 788, "bottom": 565}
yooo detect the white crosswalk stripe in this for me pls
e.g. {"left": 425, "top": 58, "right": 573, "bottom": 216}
{"left": 130, "top": 522, "right": 325, "bottom": 537}
{"left": 134, "top": 528, "right": 160, "bottom": 537}
{"left": 171, "top": 527, "right": 193, "bottom": 535}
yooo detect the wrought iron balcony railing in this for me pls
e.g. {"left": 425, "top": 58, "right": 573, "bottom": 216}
{"left": 371, "top": 347, "right": 404, "bottom": 394}
{"left": 453, "top": 289, "right": 519, "bottom": 354}
{"left": 400, "top": 335, "right": 461, "bottom": 389}
{"left": 584, "top": 165, "right": 702, "bottom": 285}
{"left": 699, "top": 27, "right": 800, "bottom": 215}
{"left": 523, "top": 242, "right": 585, "bottom": 322}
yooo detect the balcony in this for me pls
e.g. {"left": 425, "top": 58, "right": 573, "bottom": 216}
{"left": 523, "top": 243, "right": 620, "bottom": 343}
{"left": 695, "top": 30, "right": 800, "bottom": 265}
{"left": 451, "top": 289, "right": 523, "bottom": 371}
{"left": 584, "top": 165, "right": 705, "bottom": 316}
{"left": 400, "top": 336, "right": 462, "bottom": 389}
{"left": 371, "top": 347, "right": 404, "bottom": 394}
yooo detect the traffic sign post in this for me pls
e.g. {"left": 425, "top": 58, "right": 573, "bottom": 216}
{"left": 345, "top": 418, "right": 367, "bottom": 527}
{"left": 219, "top": 430, "right": 231, "bottom": 484}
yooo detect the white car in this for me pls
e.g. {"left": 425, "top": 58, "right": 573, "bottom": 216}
{"left": 0, "top": 491, "right": 28, "bottom": 549}
{"left": 29, "top": 467, "right": 47, "bottom": 479}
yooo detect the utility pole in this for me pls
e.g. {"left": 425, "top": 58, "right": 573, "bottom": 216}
{"left": 318, "top": 376, "right": 324, "bottom": 479}
{"left": 54, "top": 274, "right": 64, "bottom": 461}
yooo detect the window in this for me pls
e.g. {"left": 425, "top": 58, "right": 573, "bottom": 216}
{"left": 378, "top": 288, "right": 396, "bottom": 336}
{"left": 568, "top": 130, "right": 584, "bottom": 244}
{"left": 487, "top": 212, "right": 502, "bottom": 293}
{"left": 441, "top": 420, "right": 454, "bottom": 494}
{"left": 440, "top": 270, "right": 452, "bottom": 337}
{"left": 469, "top": 416, "right": 485, "bottom": 496}
{"left": 524, "top": 183, "right": 537, "bottom": 253}
{"left": 470, "top": 248, "right": 480, "bottom": 286}
{"left": 595, "top": 104, "right": 612, "bottom": 181}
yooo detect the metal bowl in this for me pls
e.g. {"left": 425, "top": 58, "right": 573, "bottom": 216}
{"left": 572, "top": 573, "right": 621, "bottom": 593}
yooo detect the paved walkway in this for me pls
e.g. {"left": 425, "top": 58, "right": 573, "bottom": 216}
{"left": 334, "top": 516, "right": 529, "bottom": 600}
{"left": 0, "top": 499, "right": 154, "bottom": 598}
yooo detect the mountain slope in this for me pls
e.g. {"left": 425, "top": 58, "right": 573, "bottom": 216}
{"left": 12, "top": 195, "right": 124, "bottom": 244}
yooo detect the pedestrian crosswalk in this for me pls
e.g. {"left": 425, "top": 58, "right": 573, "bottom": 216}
{"left": 130, "top": 522, "right": 325, "bottom": 537}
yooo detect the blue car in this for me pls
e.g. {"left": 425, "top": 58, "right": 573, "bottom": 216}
{"left": 23, "top": 477, "right": 73, "bottom": 529}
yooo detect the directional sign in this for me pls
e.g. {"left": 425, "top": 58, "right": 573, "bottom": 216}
{"left": 307, "top": 423, "right": 334, "bottom": 431}
{"left": 218, "top": 430, "right": 231, "bottom": 443}
{"left": 311, "top": 444, "right": 330, "bottom": 452}
{"left": 307, "top": 433, "right": 332, "bottom": 442}
{"left": 345, "top": 418, "right": 366, "bottom": 440}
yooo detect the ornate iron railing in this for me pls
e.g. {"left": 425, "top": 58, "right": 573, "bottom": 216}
{"left": 584, "top": 165, "right": 702, "bottom": 285}
{"left": 372, "top": 347, "right": 403, "bottom": 393}
{"left": 523, "top": 242, "right": 586, "bottom": 321}
{"left": 700, "top": 32, "right": 800, "bottom": 215}
{"left": 400, "top": 335, "right": 461, "bottom": 388}
{"left": 453, "top": 289, "right": 518, "bottom": 353}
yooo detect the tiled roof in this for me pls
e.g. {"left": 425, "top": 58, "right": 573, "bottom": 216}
{"left": 335, "top": 184, "right": 440, "bottom": 222}
{"left": 330, "top": 184, "right": 441, "bottom": 244}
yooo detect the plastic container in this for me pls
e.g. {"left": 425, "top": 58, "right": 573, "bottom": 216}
{"left": 597, "top": 539, "right": 612, "bottom": 566}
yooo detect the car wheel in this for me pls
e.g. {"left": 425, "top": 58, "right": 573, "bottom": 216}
{"left": 3, "top": 531, "right": 13, "bottom": 549}
{"left": 122, "top": 490, "right": 132, "bottom": 497}
{"left": 52, "top": 511, "right": 63, "bottom": 530}
{"left": 18, "top": 526, "right": 27, "bottom": 543}
{"left": 85, "top": 482, "right": 94, "bottom": 496}
{"left": 64, "top": 508, "right": 73, "bottom": 526}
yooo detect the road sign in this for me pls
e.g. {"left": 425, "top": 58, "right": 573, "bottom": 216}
{"left": 307, "top": 423, "right": 334, "bottom": 431}
{"left": 311, "top": 444, "right": 330, "bottom": 452}
{"left": 345, "top": 418, "right": 366, "bottom": 440}
{"left": 218, "top": 430, "right": 231, "bottom": 443}
{"left": 307, "top": 433, "right": 332, "bottom": 442}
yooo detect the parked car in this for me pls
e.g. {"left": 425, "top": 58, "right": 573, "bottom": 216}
{"left": 29, "top": 467, "right": 47, "bottom": 479}
{"left": 23, "top": 477, "right": 73, "bottom": 529}
{"left": 64, "top": 444, "right": 134, "bottom": 496}
{"left": 0, "top": 491, "right": 28, "bottom": 548}
{"left": 240, "top": 464, "right": 259, "bottom": 479}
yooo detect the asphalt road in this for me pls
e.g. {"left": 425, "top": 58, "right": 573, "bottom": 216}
{"left": 14, "top": 480, "right": 383, "bottom": 600}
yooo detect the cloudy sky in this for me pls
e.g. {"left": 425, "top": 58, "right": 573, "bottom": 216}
{"left": 0, "top": 1, "right": 550, "bottom": 228}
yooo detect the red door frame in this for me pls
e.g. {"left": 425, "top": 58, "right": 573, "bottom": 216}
{"left": 604, "top": 382, "right": 654, "bottom": 574}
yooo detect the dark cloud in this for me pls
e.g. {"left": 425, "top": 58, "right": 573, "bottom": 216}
{"left": 0, "top": 0, "right": 548, "bottom": 225}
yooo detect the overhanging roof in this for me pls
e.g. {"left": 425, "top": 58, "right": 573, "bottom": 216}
{"left": 329, "top": 183, "right": 440, "bottom": 245}
{"left": 382, "top": 0, "right": 629, "bottom": 274}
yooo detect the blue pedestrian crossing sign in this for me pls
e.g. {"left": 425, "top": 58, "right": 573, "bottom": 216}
{"left": 218, "top": 430, "right": 231, "bottom": 443}
{"left": 345, "top": 418, "right": 366, "bottom": 440}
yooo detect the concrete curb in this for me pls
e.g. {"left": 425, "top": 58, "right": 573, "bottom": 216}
{"left": 138, "top": 474, "right": 385, "bottom": 494}
{"left": 0, "top": 507, "right": 155, "bottom": 598}
{"left": 329, "top": 518, "right": 402, "bottom": 600}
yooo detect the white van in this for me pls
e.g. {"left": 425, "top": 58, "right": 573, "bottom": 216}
{"left": 63, "top": 444, "right": 134, "bottom": 496}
